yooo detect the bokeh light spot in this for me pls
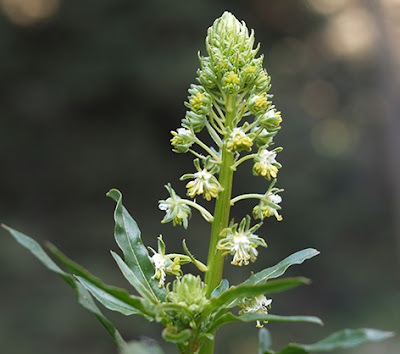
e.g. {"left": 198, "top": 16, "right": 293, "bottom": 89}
{"left": 305, "top": 0, "right": 348, "bottom": 15}
{"left": 0, "top": 0, "right": 59, "bottom": 26}
{"left": 324, "top": 6, "right": 377, "bottom": 59}
{"left": 311, "top": 118, "right": 352, "bottom": 157}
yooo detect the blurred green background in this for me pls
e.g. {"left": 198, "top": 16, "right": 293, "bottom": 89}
{"left": 0, "top": 0, "right": 399, "bottom": 353}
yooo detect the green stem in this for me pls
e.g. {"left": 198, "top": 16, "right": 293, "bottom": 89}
{"left": 180, "top": 199, "right": 214, "bottom": 222}
{"left": 199, "top": 94, "right": 236, "bottom": 354}
{"left": 231, "top": 153, "right": 257, "bottom": 171}
{"left": 195, "top": 137, "right": 221, "bottom": 163}
{"left": 230, "top": 193, "right": 265, "bottom": 205}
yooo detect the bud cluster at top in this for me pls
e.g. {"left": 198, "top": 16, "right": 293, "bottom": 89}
{"left": 199, "top": 11, "right": 268, "bottom": 95}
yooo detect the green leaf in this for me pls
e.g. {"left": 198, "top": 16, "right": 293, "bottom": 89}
{"left": 277, "top": 346, "right": 308, "bottom": 354}
{"left": 210, "top": 279, "right": 229, "bottom": 298}
{"left": 278, "top": 328, "right": 395, "bottom": 353}
{"left": 76, "top": 276, "right": 149, "bottom": 317}
{"left": 259, "top": 328, "right": 274, "bottom": 354}
{"left": 120, "top": 340, "right": 165, "bottom": 354}
{"left": 202, "top": 277, "right": 309, "bottom": 321}
{"left": 208, "top": 312, "right": 322, "bottom": 333}
{"left": 46, "top": 242, "right": 154, "bottom": 320}
{"left": 107, "top": 189, "right": 166, "bottom": 303}
{"left": 240, "top": 314, "right": 323, "bottom": 326}
{"left": 212, "top": 277, "right": 308, "bottom": 309}
{"left": 111, "top": 250, "right": 159, "bottom": 301}
{"left": 2, "top": 224, "right": 127, "bottom": 348}
{"left": 245, "top": 249, "right": 320, "bottom": 285}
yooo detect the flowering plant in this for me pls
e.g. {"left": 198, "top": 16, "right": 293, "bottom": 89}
{"left": 2, "top": 12, "right": 393, "bottom": 354}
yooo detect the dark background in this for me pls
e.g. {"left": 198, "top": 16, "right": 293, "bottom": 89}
{"left": 0, "top": 0, "right": 399, "bottom": 353}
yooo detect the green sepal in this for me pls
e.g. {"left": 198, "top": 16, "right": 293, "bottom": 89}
{"left": 107, "top": 189, "right": 167, "bottom": 303}
{"left": 245, "top": 249, "right": 320, "bottom": 285}
{"left": 277, "top": 328, "right": 394, "bottom": 353}
{"left": 182, "top": 239, "right": 208, "bottom": 272}
{"left": 1, "top": 224, "right": 127, "bottom": 349}
{"left": 208, "top": 313, "right": 322, "bottom": 333}
{"left": 161, "top": 326, "right": 192, "bottom": 344}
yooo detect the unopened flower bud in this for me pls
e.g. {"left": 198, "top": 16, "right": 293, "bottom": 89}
{"left": 258, "top": 109, "right": 282, "bottom": 132}
{"left": 168, "top": 274, "right": 209, "bottom": 313}
{"left": 251, "top": 127, "right": 275, "bottom": 148}
{"left": 222, "top": 71, "right": 241, "bottom": 94}
{"left": 171, "top": 128, "right": 195, "bottom": 153}
{"left": 255, "top": 69, "right": 271, "bottom": 91}
{"left": 185, "top": 85, "right": 212, "bottom": 116}
{"left": 248, "top": 93, "right": 269, "bottom": 116}
{"left": 198, "top": 65, "right": 218, "bottom": 89}
{"left": 182, "top": 111, "right": 207, "bottom": 133}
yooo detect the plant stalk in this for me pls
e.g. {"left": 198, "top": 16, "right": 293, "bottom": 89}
{"left": 200, "top": 94, "right": 236, "bottom": 354}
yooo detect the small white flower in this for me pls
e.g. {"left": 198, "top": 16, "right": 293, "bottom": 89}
{"left": 183, "top": 169, "right": 222, "bottom": 201}
{"left": 253, "top": 149, "right": 281, "bottom": 179}
{"left": 253, "top": 190, "right": 283, "bottom": 221}
{"left": 239, "top": 295, "right": 272, "bottom": 327}
{"left": 159, "top": 184, "right": 192, "bottom": 228}
{"left": 269, "top": 192, "right": 282, "bottom": 205}
{"left": 149, "top": 236, "right": 182, "bottom": 287}
{"left": 150, "top": 253, "right": 167, "bottom": 286}
{"left": 177, "top": 127, "right": 193, "bottom": 136}
{"left": 227, "top": 127, "right": 253, "bottom": 152}
{"left": 217, "top": 216, "right": 267, "bottom": 266}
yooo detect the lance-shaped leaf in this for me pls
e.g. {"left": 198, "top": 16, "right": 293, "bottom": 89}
{"left": 208, "top": 312, "right": 323, "bottom": 333}
{"left": 47, "top": 242, "right": 154, "bottom": 319}
{"left": 120, "top": 340, "right": 165, "bottom": 354}
{"left": 107, "top": 189, "right": 166, "bottom": 302}
{"left": 202, "top": 277, "right": 309, "bottom": 320}
{"left": 1, "top": 224, "right": 127, "bottom": 349}
{"left": 76, "top": 276, "right": 150, "bottom": 317}
{"left": 277, "top": 328, "right": 394, "bottom": 353}
{"left": 259, "top": 328, "right": 274, "bottom": 354}
{"left": 245, "top": 248, "right": 319, "bottom": 285}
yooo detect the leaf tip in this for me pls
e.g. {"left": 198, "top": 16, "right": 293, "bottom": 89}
{"left": 106, "top": 189, "right": 122, "bottom": 202}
